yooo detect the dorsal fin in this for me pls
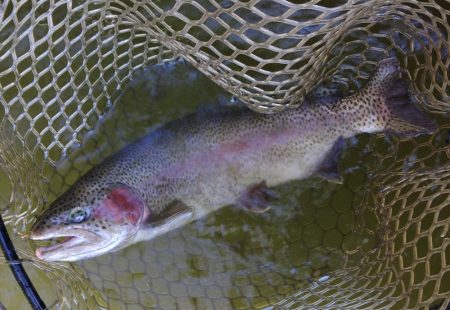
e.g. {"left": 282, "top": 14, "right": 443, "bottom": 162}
{"left": 309, "top": 84, "right": 341, "bottom": 99}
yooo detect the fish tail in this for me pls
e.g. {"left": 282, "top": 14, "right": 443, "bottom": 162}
{"left": 363, "top": 58, "right": 436, "bottom": 136}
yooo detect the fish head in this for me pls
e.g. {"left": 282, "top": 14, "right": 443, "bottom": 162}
{"left": 30, "top": 182, "right": 148, "bottom": 262}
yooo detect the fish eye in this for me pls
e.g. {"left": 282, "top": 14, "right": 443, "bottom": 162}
{"left": 68, "top": 207, "right": 90, "bottom": 223}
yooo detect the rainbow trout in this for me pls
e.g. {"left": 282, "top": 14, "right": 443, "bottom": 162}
{"left": 30, "top": 58, "right": 434, "bottom": 261}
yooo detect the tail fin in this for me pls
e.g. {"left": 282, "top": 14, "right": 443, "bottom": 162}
{"left": 383, "top": 79, "right": 436, "bottom": 135}
{"left": 366, "top": 58, "right": 436, "bottom": 136}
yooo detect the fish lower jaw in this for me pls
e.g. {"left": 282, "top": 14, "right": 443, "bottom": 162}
{"left": 32, "top": 229, "right": 106, "bottom": 261}
{"left": 32, "top": 230, "right": 128, "bottom": 261}
{"left": 35, "top": 236, "right": 84, "bottom": 260}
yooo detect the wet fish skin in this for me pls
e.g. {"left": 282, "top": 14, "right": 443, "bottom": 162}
{"left": 29, "top": 58, "right": 434, "bottom": 261}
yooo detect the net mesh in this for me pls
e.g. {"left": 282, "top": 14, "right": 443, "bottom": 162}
{"left": 276, "top": 162, "right": 450, "bottom": 309}
{"left": 0, "top": 0, "right": 449, "bottom": 309}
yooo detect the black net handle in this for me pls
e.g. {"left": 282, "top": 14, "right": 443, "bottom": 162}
{"left": 0, "top": 214, "right": 46, "bottom": 310}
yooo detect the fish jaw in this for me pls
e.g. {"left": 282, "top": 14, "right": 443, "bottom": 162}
{"left": 31, "top": 226, "right": 114, "bottom": 262}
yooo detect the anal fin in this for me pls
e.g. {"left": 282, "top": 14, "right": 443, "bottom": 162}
{"left": 236, "top": 181, "right": 278, "bottom": 213}
{"left": 315, "top": 136, "right": 345, "bottom": 183}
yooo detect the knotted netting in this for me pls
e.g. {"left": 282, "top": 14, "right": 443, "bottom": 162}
{"left": 0, "top": 0, "right": 449, "bottom": 309}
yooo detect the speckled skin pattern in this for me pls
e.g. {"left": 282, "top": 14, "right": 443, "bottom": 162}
{"left": 31, "top": 58, "right": 405, "bottom": 259}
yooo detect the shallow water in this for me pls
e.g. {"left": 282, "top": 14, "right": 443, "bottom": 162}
{"left": 1, "top": 58, "right": 448, "bottom": 309}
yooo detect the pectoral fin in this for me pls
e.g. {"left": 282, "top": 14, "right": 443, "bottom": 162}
{"left": 147, "top": 200, "right": 193, "bottom": 228}
{"left": 315, "top": 136, "right": 345, "bottom": 183}
{"left": 236, "top": 181, "right": 278, "bottom": 213}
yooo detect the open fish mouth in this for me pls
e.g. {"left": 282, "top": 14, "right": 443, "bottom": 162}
{"left": 30, "top": 230, "right": 103, "bottom": 261}
{"left": 34, "top": 236, "right": 83, "bottom": 259}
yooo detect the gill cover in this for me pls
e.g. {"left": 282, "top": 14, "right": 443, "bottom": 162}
{"left": 95, "top": 183, "right": 147, "bottom": 227}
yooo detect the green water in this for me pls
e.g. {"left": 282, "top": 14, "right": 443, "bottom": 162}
{"left": 1, "top": 59, "right": 448, "bottom": 309}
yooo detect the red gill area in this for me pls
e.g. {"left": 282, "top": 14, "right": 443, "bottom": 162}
{"left": 93, "top": 187, "right": 146, "bottom": 225}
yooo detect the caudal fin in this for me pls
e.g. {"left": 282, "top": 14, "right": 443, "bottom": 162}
{"left": 383, "top": 79, "right": 436, "bottom": 135}
{"left": 366, "top": 58, "right": 436, "bottom": 136}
